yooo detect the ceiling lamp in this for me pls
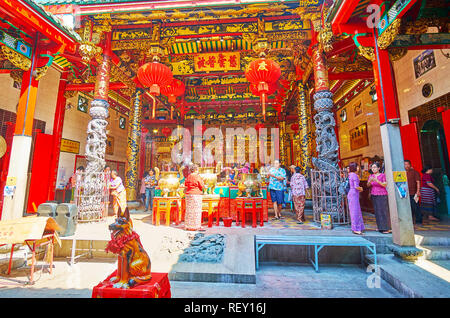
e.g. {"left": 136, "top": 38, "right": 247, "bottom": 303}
{"left": 245, "top": 57, "right": 281, "bottom": 121}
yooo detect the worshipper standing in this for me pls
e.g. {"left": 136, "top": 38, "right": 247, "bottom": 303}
{"left": 69, "top": 166, "right": 85, "bottom": 202}
{"left": 367, "top": 162, "right": 391, "bottom": 234}
{"left": 404, "top": 159, "right": 422, "bottom": 224}
{"left": 268, "top": 160, "right": 287, "bottom": 220}
{"left": 184, "top": 164, "right": 205, "bottom": 231}
{"left": 103, "top": 165, "right": 111, "bottom": 218}
{"left": 280, "top": 165, "right": 290, "bottom": 209}
{"left": 144, "top": 169, "right": 157, "bottom": 212}
{"left": 109, "top": 170, "right": 127, "bottom": 217}
{"left": 140, "top": 172, "right": 148, "bottom": 208}
{"left": 290, "top": 166, "right": 309, "bottom": 224}
{"left": 347, "top": 162, "right": 365, "bottom": 235}
{"left": 420, "top": 165, "right": 440, "bottom": 221}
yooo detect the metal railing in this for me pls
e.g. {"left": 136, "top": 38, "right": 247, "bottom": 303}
{"left": 311, "top": 169, "right": 349, "bottom": 225}
{"left": 73, "top": 171, "right": 110, "bottom": 223}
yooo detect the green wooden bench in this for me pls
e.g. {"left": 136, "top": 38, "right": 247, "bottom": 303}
{"left": 255, "top": 235, "right": 377, "bottom": 272}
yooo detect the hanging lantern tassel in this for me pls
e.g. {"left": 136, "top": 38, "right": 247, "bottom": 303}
{"left": 152, "top": 99, "right": 156, "bottom": 118}
{"left": 261, "top": 93, "right": 266, "bottom": 121}
{"left": 170, "top": 105, "right": 174, "bottom": 120}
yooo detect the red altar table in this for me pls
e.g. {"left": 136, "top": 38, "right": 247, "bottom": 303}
{"left": 235, "top": 197, "right": 264, "bottom": 228}
{"left": 201, "top": 195, "right": 220, "bottom": 227}
{"left": 92, "top": 270, "right": 171, "bottom": 298}
{"left": 152, "top": 197, "right": 182, "bottom": 226}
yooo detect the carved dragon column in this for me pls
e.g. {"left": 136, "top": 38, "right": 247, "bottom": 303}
{"left": 278, "top": 120, "right": 287, "bottom": 165}
{"left": 297, "top": 82, "right": 313, "bottom": 176}
{"left": 82, "top": 32, "right": 111, "bottom": 218}
{"left": 310, "top": 28, "right": 342, "bottom": 218}
{"left": 125, "top": 89, "right": 143, "bottom": 202}
{"left": 311, "top": 43, "right": 339, "bottom": 172}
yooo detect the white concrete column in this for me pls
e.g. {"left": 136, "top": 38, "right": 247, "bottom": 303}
{"left": 380, "top": 123, "right": 415, "bottom": 246}
{"left": 1, "top": 135, "right": 33, "bottom": 220}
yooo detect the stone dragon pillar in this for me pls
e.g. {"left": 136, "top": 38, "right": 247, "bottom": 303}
{"left": 311, "top": 44, "right": 339, "bottom": 172}
{"left": 310, "top": 30, "right": 343, "bottom": 220}
{"left": 81, "top": 34, "right": 111, "bottom": 219}
{"left": 125, "top": 89, "right": 143, "bottom": 201}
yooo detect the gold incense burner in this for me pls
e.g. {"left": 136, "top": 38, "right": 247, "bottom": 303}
{"left": 238, "top": 173, "right": 262, "bottom": 197}
{"left": 158, "top": 171, "right": 183, "bottom": 197}
{"left": 199, "top": 167, "right": 218, "bottom": 195}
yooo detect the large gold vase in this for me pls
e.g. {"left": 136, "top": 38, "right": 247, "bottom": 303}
{"left": 199, "top": 167, "right": 217, "bottom": 194}
{"left": 238, "top": 173, "right": 262, "bottom": 197}
{"left": 158, "top": 171, "right": 181, "bottom": 197}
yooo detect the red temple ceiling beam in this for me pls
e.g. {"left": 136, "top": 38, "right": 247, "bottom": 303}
{"left": 331, "top": 0, "right": 361, "bottom": 34}
{"left": 66, "top": 82, "right": 128, "bottom": 92}
{"left": 142, "top": 119, "right": 178, "bottom": 125}
{"left": 326, "top": 36, "right": 356, "bottom": 58}
{"left": 328, "top": 71, "right": 374, "bottom": 81}
{"left": 0, "top": 0, "right": 78, "bottom": 53}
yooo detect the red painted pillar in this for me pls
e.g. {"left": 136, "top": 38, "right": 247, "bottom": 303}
{"left": 371, "top": 47, "right": 400, "bottom": 124}
{"left": 2, "top": 35, "right": 43, "bottom": 220}
{"left": 48, "top": 72, "right": 68, "bottom": 200}
{"left": 439, "top": 108, "right": 450, "bottom": 164}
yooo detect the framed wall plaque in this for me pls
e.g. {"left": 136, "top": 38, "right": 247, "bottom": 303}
{"left": 349, "top": 123, "right": 369, "bottom": 151}
{"left": 106, "top": 135, "right": 114, "bottom": 155}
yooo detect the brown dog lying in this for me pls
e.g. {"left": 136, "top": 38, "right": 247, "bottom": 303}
{"left": 106, "top": 208, "right": 152, "bottom": 289}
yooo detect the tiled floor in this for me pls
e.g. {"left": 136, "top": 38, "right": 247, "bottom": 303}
{"left": 230, "top": 210, "right": 450, "bottom": 232}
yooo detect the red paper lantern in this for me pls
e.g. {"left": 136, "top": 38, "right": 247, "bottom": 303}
{"left": 142, "top": 127, "right": 149, "bottom": 134}
{"left": 161, "top": 127, "right": 172, "bottom": 137}
{"left": 246, "top": 58, "right": 281, "bottom": 120}
{"left": 290, "top": 123, "right": 299, "bottom": 132}
{"left": 137, "top": 62, "right": 173, "bottom": 96}
{"left": 161, "top": 78, "right": 185, "bottom": 103}
{"left": 138, "top": 62, "right": 173, "bottom": 119}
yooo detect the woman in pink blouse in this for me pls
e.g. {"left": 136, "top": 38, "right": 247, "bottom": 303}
{"left": 367, "top": 162, "right": 391, "bottom": 234}
{"left": 290, "top": 167, "right": 309, "bottom": 224}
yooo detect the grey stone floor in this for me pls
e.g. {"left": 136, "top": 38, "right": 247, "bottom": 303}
{"left": 0, "top": 260, "right": 401, "bottom": 298}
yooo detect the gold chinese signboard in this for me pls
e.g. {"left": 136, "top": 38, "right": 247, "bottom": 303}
{"left": 349, "top": 123, "right": 369, "bottom": 151}
{"left": 194, "top": 52, "right": 240, "bottom": 73}
{"left": 112, "top": 28, "right": 153, "bottom": 41}
{"left": 61, "top": 138, "right": 80, "bottom": 154}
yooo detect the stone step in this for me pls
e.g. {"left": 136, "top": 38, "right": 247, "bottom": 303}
{"left": 415, "top": 234, "right": 450, "bottom": 247}
{"left": 419, "top": 246, "right": 450, "bottom": 260}
{"left": 365, "top": 254, "right": 450, "bottom": 298}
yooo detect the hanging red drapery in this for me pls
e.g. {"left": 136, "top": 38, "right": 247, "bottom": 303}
{"left": 245, "top": 58, "right": 281, "bottom": 121}
{"left": 137, "top": 62, "right": 173, "bottom": 118}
